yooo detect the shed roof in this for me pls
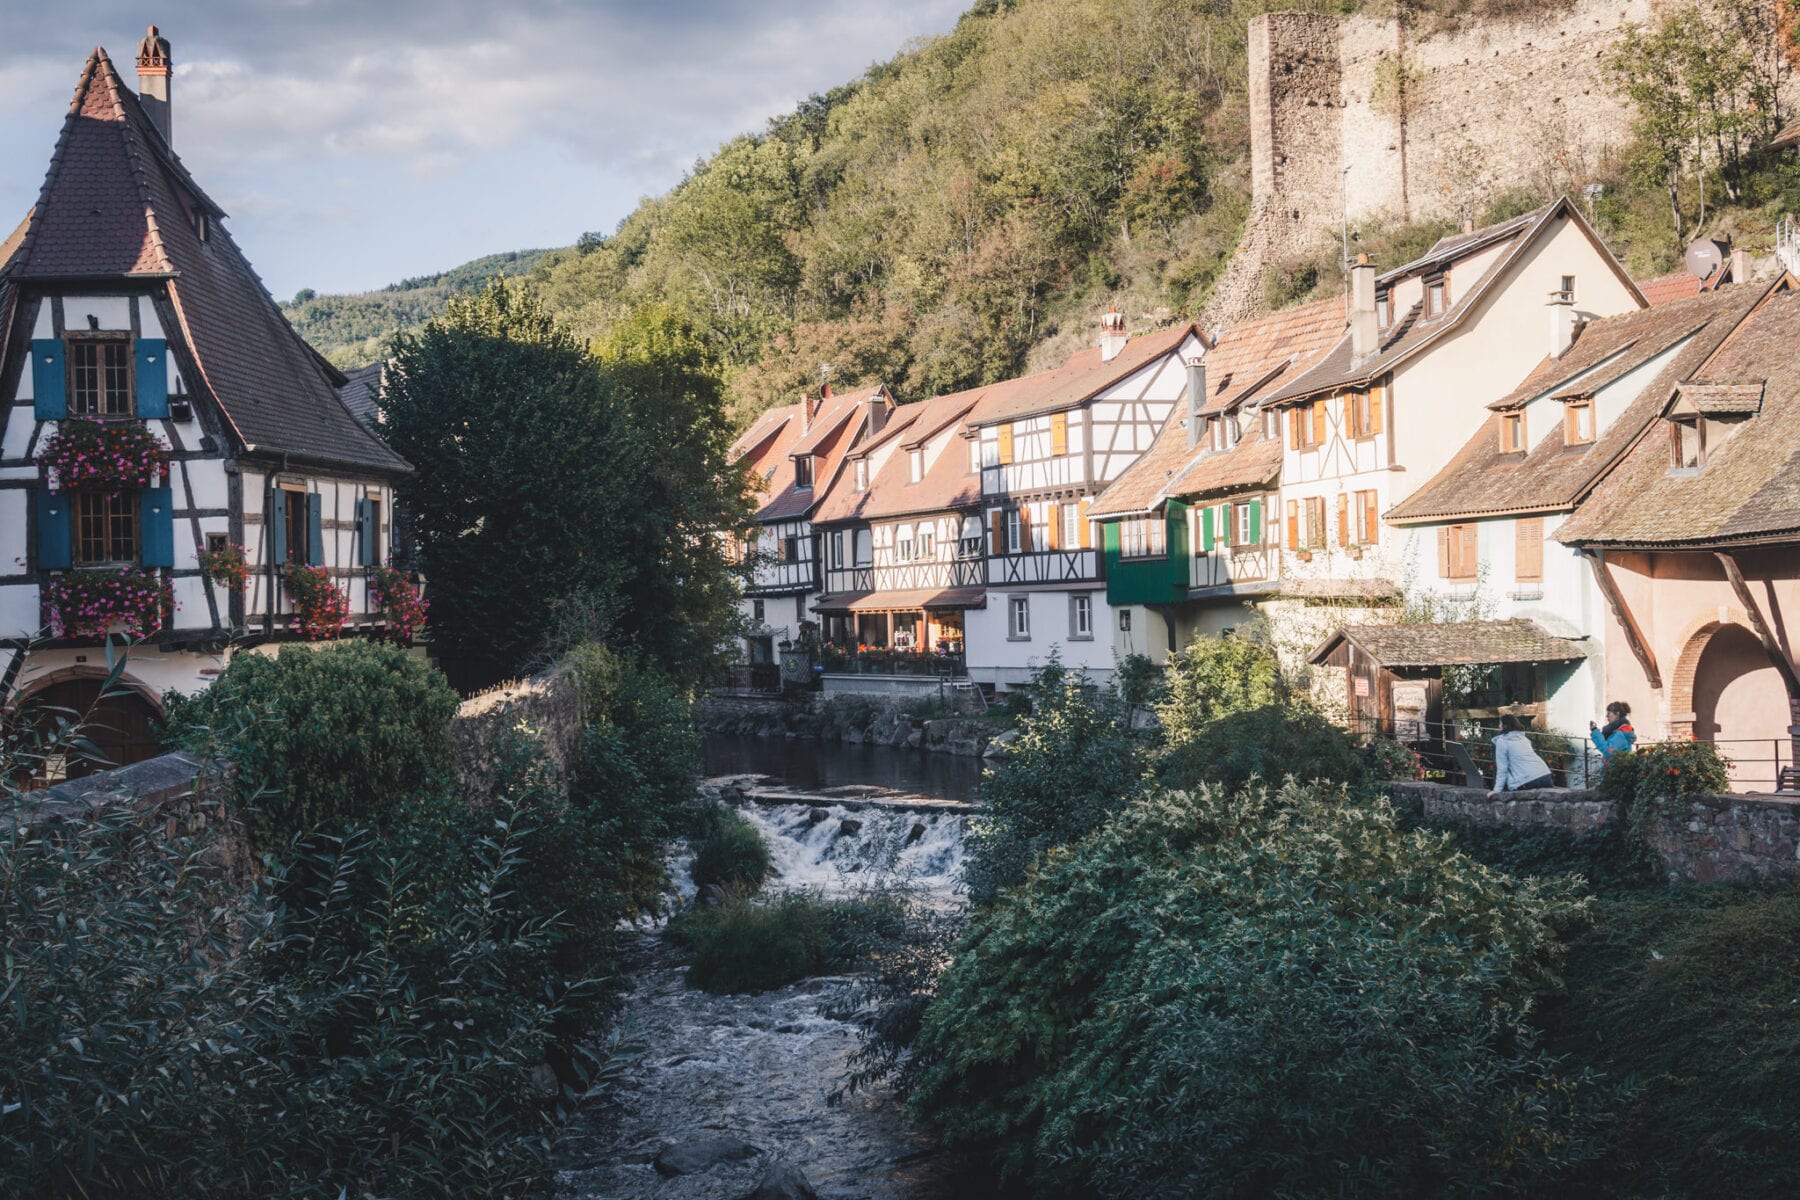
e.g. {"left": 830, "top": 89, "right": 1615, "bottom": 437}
{"left": 1308, "top": 619, "right": 1589, "bottom": 668}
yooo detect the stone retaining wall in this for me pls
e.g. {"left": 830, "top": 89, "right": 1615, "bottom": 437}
{"left": 450, "top": 667, "right": 585, "bottom": 805}
{"left": 1388, "top": 780, "right": 1800, "bottom": 883}
{"left": 695, "top": 696, "right": 1006, "bottom": 758}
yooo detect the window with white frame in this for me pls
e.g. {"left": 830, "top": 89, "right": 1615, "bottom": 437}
{"left": 1232, "top": 501, "right": 1252, "bottom": 547}
{"left": 832, "top": 531, "right": 845, "bottom": 568}
{"left": 1063, "top": 503, "right": 1081, "bottom": 549}
{"left": 909, "top": 448, "right": 924, "bottom": 483}
{"left": 969, "top": 439, "right": 981, "bottom": 472}
{"left": 896, "top": 528, "right": 914, "bottom": 560}
{"left": 1070, "top": 593, "right": 1093, "bottom": 639}
{"left": 958, "top": 515, "right": 983, "bottom": 558}
{"left": 1118, "top": 515, "right": 1166, "bottom": 559}
{"left": 1005, "top": 509, "right": 1024, "bottom": 554}
{"left": 1009, "top": 596, "right": 1031, "bottom": 639}
{"left": 917, "top": 526, "right": 935, "bottom": 560}
{"left": 854, "top": 459, "right": 868, "bottom": 491}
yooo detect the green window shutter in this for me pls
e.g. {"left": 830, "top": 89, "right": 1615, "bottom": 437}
{"left": 1201, "top": 505, "right": 1215, "bottom": 551}
{"left": 307, "top": 493, "right": 324, "bottom": 566}
{"left": 354, "top": 498, "right": 375, "bottom": 566}
{"left": 36, "top": 489, "right": 70, "bottom": 569}
{"left": 134, "top": 338, "right": 169, "bottom": 418}
{"left": 1249, "top": 498, "right": 1263, "bottom": 545}
{"left": 139, "top": 486, "right": 174, "bottom": 567}
{"left": 270, "top": 489, "right": 288, "bottom": 564}
{"left": 32, "top": 339, "right": 65, "bottom": 420}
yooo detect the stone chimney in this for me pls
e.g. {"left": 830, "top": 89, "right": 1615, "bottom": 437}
{"left": 1730, "top": 245, "right": 1752, "bottom": 285}
{"left": 866, "top": 390, "right": 887, "bottom": 437}
{"left": 1547, "top": 287, "right": 1577, "bottom": 359}
{"left": 136, "top": 25, "right": 173, "bottom": 145}
{"left": 1349, "top": 253, "right": 1378, "bottom": 361}
{"left": 1184, "top": 354, "right": 1207, "bottom": 450}
{"left": 1099, "top": 309, "right": 1128, "bottom": 362}
{"left": 1461, "top": 215, "right": 1475, "bottom": 235}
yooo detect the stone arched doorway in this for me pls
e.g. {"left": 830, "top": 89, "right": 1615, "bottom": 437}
{"left": 1674, "top": 622, "right": 1790, "bottom": 789}
{"left": 18, "top": 673, "right": 165, "bottom": 782}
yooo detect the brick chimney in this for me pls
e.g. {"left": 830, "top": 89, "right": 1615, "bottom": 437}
{"left": 1349, "top": 253, "right": 1378, "bottom": 361}
{"left": 136, "top": 25, "right": 173, "bottom": 145}
{"left": 1184, "top": 354, "right": 1207, "bottom": 450}
{"left": 1099, "top": 309, "right": 1128, "bottom": 362}
{"left": 866, "top": 389, "right": 887, "bottom": 436}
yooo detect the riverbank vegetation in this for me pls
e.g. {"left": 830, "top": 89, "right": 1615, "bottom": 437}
{"left": 3, "top": 640, "right": 697, "bottom": 1199}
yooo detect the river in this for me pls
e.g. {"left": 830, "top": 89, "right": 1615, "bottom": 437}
{"left": 556, "top": 740, "right": 986, "bottom": 1199}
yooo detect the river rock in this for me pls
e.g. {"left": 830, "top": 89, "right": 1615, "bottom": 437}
{"left": 984, "top": 727, "right": 1022, "bottom": 760}
{"left": 805, "top": 806, "right": 829, "bottom": 825}
{"left": 906, "top": 822, "right": 927, "bottom": 845}
{"left": 838, "top": 818, "right": 863, "bottom": 836}
{"left": 653, "top": 1133, "right": 760, "bottom": 1177}
{"left": 738, "top": 1158, "right": 819, "bottom": 1200}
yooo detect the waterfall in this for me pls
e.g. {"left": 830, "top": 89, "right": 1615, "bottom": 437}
{"left": 733, "top": 801, "right": 968, "bottom": 900}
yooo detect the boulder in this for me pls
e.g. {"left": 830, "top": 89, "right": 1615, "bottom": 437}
{"left": 738, "top": 1158, "right": 819, "bottom": 1200}
{"left": 983, "top": 728, "right": 1022, "bottom": 760}
{"left": 654, "top": 1134, "right": 760, "bottom": 1177}
{"left": 805, "top": 806, "right": 830, "bottom": 826}
{"left": 838, "top": 818, "right": 863, "bottom": 837}
{"left": 906, "top": 822, "right": 927, "bottom": 845}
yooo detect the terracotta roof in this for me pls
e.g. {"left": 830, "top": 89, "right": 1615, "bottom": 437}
{"left": 1088, "top": 298, "right": 1343, "bottom": 519}
{"left": 813, "top": 392, "right": 978, "bottom": 525}
{"left": 730, "top": 403, "right": 796, "bottom": 462}
{"left": 1558, "top": 288, "right": 1800, "bottom": 546}
{"left": 812, "top": 587, "right": 986, "bottom": 612}
{"left": 7, "top": 49, "right": 407, "bottom": 474}
{"left": 790, "top": 384, "right": 884, "bottom": 457}
{"left": 1638, "top": 271, "right": 1706, "bottom": 306}
{"left": 754, "top": 385, "right": 888, "bottom": 523}
{"left": 1675, "top": 381, "right": 1763, "bottom": 415}
{"left": 1308, "top": 619, "right": 1589, "bottom": 668}
{"left": 1388, "top": 284, "right": 1768, "bottom": 525}
{"left": 1264, "top": 198, "right": 1641, "bottom": 407}
{"left": 969, "top": 322, "right": 1206, "bottom": 426}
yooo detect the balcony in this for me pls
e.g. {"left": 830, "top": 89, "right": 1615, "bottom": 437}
{"left": 820, "top": 646, "right": 967, "bottom": 677}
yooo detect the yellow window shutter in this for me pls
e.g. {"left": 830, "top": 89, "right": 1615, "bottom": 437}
{"left": 1051, "top": 412, "right": 1068, "bottom": 456}
{"left": 1046, "top": 501, "right": 1061, "bottom": 549}
{"left": 1369, "top": 382, "right": 1385, "bottom": 434}
{"left": 1516, "top": 517, "right": 1543, "bottom": 581}
{"left": 998, "top": 424, "right": 1014, "bottom": 465}
{"left": 1337, "top": 493, "right": 1349, "bottom": 545}
{"left": 1288, "top": 409, "right": 1300, "bottom": 450}
{"left": 1312, "top": 401, "right": 1327, "bottom": 446}
{"left": 1286, "top": 499, "right": 1299, "bottom": 550}
{"left": 1078, "top": 500, "right": 1092, "bottom": 549}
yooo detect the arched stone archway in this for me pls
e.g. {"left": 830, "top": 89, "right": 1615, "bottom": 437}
{"left": 16, "top": 668, "right": 166, "bottom": 781}
{"left": 1670, "top": 621, "right": 1790, "bottom": 788}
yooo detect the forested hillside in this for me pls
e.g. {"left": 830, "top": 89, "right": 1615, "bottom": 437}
{"left": 283, "top": 249, "right": 551, "bottom": 368}
{"left": 289, "top": 0, "right": 1799, "bottom": 420}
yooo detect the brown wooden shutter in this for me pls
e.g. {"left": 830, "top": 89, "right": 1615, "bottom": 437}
{"left": 998, "top": 424, "right": 1014, "bottom": 465}
{"left": 1311, "top": 400, "right": 1327, "bottom": 446}
{"left": 1288, "top": 409, "right": 1300, "bottom": 450}
{"left": 1051, "top": 412, "right": 1068, "bottom": 456}
{"left": 1437, "top": 527, "right": 1451, "bottom": 577}
{"left": 1019, "top": 506, "right": 1033, "bottom": 553}
{"left": 1286, "top": 499, "right": 1299, "bottom": 550}
{"left": 1369, "top": 382, "right": 1385, "bottom": 434}
{"left": 1362, "top": 491, "right": 1380, "bottom": 545}
{"left": 1516, "top": 517, "right": 1543, "bottom": 581}
{"left": 1336, "top": 493, "right": 1349, "bottom": 546}
{"left": 990, "top": 509, "right": 1004, "bottom": 555}
{"left": 1078, "top": 499, "right": 1092, "bottom": 548}
{"left": 1459, "top": 524, "right": 1478, "bottom": 578}
{"left": 1046, "top": 501, "right": 1061, "bottom": 549}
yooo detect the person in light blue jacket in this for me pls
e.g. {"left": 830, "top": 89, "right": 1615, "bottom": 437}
{"left": 1493, "top": 714, "right": 1555, "bottom": 791}
{"left": 1589, "top": 701, "right": 1637, "bottom": 758}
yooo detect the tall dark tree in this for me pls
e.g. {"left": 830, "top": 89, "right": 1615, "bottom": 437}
{"left": 380, "top": 279, "right": 752, "bottom": 688}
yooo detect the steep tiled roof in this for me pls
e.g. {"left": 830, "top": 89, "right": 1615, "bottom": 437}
{"left": 814, "top": 392, "right": 979, "bottom": 524}
{"left": 1638, "top": 271, "right": 1706, "bottom": 306}
{"left": 1264, "top": 198, "right": 1642, "bottom": 406}
{"left": 755, "top": 385, "right": 887, "bottom": 523}
{"left": 337, "top": 362, "right": 384, "bottom": 428}
{"left": 1558, "top": 289, "right": 1800, "bottom": 546}
{"left": 730, "top": 403, "right": 796, "bottom": 462}
{"left": 1309, "top": 619, "right": 1589, "bottom": 668}
{"left": 7, "top": 49, "right": 407, "bottom": 474}
{"left": 970, "top": 322, "right": 1205, "bottom": 425}
{"left": 1389, "top": 284, "right": 1769, "bottom": 525}
{"left": 1089, "top": 298, "right": 1343, "bottom": 519}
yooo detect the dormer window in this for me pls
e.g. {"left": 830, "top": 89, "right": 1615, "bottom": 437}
{"left": 1208, "top": 415, "right": 1238, "bottom": 452}
{"left": 1670, "top": 417, "right": 1705, "bottom": 471}
{"left": 1376, "top": 290, "right": 1392, "bottom": 329}
{"left": 854, "top": 459, "right": 868, "bottom": 491}
{"left": 909, "top": 448, "right": 924, "bottom": 483}
{"left": 1564, "top": 400, "right": 1595, "bottom": 446}
{"left": 1498, "top": 413, "right": 1525, "bottom": 454}
{"left": 1425, "top": 273, "right": 1449, "bottom": 319}
{"left": 195, "top": 210, "right": 210, "bottom": 244}
{"left": 794, "top": 456, "right": 813, "bottom": 489}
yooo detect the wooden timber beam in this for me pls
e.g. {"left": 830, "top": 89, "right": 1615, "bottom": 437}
{"left": 1715, "top": 552, "right": 1800, "bottom": 700}
{"left": 1583, "top": 550, "right": 1661, "bottom": 690}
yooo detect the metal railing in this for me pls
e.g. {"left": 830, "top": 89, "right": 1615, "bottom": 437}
{"left": 820, "top": 649, "right": 967, "bottom": 677}
{"left": 1778, "top": 213, "right": 1800, "bottom": 278}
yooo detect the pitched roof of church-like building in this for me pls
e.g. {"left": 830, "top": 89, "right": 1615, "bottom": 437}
{"left": 1, "top": 47, "right": 409, "bottom": 474}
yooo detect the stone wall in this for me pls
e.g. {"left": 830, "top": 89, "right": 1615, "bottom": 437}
{"left": 1388, "top": 779, "right": 1800, "bottom": 883}
{"left": 695, "top": 695, "right": 1004, "bottom": 758}
{"left": 450, "top": 667, "right": 586, "bottom": 804}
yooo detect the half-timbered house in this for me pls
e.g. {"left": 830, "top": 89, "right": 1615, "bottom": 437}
{"left": 0, "top": 33, "right": 412, "bottom": 768}
{"left": 964, "top": 314, "right": 1208, "bottom": 688}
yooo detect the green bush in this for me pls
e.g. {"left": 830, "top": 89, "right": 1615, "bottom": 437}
{"left": 911, "top": 782, "right": 1604, "bottom": 1196}
{"left": 1156, "top": 632, "right": 1285, "bottom": 746}
{"left": 965, "top": 666, "right": 1150, "bottom": 907}
{"left": 1159, "top": 704, "right": 1370, "bottom": 798}
{"left": 1629, "top": 740, "right": 1733, "bottom": 820}
{"left": 691, "top": 802, "right": 773, "bottom": 892}
{"left": 1362, "top": 733, "right": 1424, "bottom": 780}
{"left": 162, "top": 641, "right": 460, "bottom": 850}
{"left": 670, "top": 889, "right": 905, "bottom": 994}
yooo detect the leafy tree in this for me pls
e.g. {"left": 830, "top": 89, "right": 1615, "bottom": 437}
{"left": 912, "top": 781, "right": 1603, "bottom": 1197}
{"left": 380, "top": 280, "right": 753, "bottom": 688}
{"left": 1159, "top": 703, "right": 1371, "bottom": 800}
{"left": 1156, "top": 631, "right": 1286, "bottom": 745}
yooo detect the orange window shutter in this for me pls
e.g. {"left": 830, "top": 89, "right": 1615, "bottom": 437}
{"left": 1051, "top": 412, "right": 1068, "bottom": 456}
{"left": 1337, "top": 494, "right": 1349, "bottom": 545}
{"left": 990, "top": 509, "right": 1004, "bottom": 555}
{"left": 1019, "top": 508, "right": 1033, "bottom": 553}
{"left": 1369, "top": 384, "right": 1385, "bottom": 435}
{"left": 1046, "top": 501, "right": 1061, "bottom": 549}
{"left": 1516, "top": 517, "right": 1543, "bottom": 581}
{"left": 1312, "top": 400, "right": 1327, "bottom": 446}
{"left": 1288, "top": 409, "right": 1300, "bottom": 450}
{"left": 998, "top": 424, "right": 1014, "bottom": 465}
{"left": 1437, "top": 527, "right": 1451, "bottom": 578}
{"left": 1362, "top": 491, "right": 1380, "bottom": 545}
{"left": 1078, "top": 499, "right": 1092, "bottom": 548}
{"left": 1462, "top": 524, "right": 1478, "bottom": 577}
{"left": 1286, "top": 499, "right": 1299, "bottom": 550}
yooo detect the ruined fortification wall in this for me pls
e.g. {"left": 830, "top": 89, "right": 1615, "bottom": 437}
{"left": 1210, "top": 0, "right": 1656, "bottom": 324}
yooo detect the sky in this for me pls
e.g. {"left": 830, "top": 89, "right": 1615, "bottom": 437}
{"left": 0, "top": 2, "right": 969, "bottom": 300}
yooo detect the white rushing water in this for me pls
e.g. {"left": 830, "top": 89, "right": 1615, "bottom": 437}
{"left": 735, "top": 801, "right": 969, "bottom": 901}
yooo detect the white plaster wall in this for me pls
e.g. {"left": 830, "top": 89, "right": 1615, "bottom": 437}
{"left": 966, "top": 587, "right": 1113, "bottom": 687}
{"left": 19, "top": 645, "right": 230, "bottom": 700}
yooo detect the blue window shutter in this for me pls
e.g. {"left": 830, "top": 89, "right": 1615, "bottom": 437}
{"left": 1201, "top": 506, "right": 1215, "bottom": 551}
{"left": 1249, "top": 499, "right": 1263, "bottom": 545}
{"left": 140, "top": 486, "right": 174, "bottom": 567}
{"left": 270, "top": 489, "right": 288, "bottom": 564}
{"left": 36, "top": 489, "right": 70, "bottom": 569}
{"left": 307, "top": 493, "right": 323, "bottom": 565}
{"left": 135, "top": 338, "right": 169, "bottom": 418}
{"left": 355, "top": 498, "right": 376, "bottom": 566}
{"left": 32, "top": 339, "right": 65, "bottom": 420}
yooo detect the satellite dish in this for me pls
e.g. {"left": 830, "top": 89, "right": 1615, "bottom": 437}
{"left": 1685, "top": 236, "right": 1729, "bottom": 280}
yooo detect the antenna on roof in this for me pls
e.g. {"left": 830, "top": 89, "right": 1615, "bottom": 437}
{"left": 818, "top": 362, "right": 833, "bottom": 399}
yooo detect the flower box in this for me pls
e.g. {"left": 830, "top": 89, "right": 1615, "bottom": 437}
{"left": 283, "top": 563, "right": 350, "bottom": 640}
{"left": 369, "top": 563, "right": 428, "bottom": 644}
{"left": 198, "top": 540, "right": 249, "bottom": 589}
{"left": 43, "top": 568, "right": 172, "bottom": 640}
{"left": 36, "top": 418, "right": 169, "bottom": 491}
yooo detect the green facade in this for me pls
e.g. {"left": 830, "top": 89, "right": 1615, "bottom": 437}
{"left": 1101, "top": 500, "right": 1189, "bottom": 606}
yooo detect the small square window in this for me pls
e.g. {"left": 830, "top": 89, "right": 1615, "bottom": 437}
{"left": 1565, "top": 401, "right": 1595, "bottom": 446}
{"left": 794, "top": 457, "right": 814, "bottom": 489}
{"left": 1425, "top": 275, "right": 1449, "bottom": 318}
{"left": 1499, "top": 413, "right": 1525, "bottom": 453}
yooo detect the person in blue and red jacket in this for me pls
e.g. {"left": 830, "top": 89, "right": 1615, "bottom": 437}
{"left": 1589, "top": 701, "right": 1637, "bottom": 758}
